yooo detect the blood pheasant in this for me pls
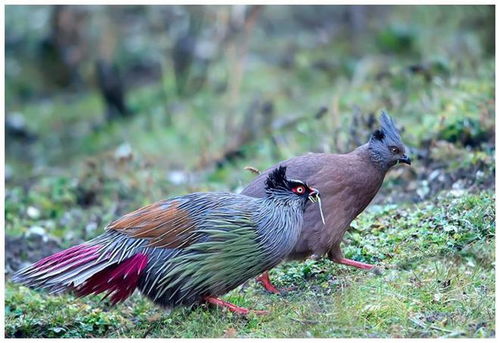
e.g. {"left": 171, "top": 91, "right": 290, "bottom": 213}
{"left": 13, "top": 166, "right": 321, "bottom": 315}
{"left": 241, "top": 112, "right": 411, "bottom": 293}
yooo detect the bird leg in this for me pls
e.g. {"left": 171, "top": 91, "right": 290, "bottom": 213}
{"left": 256, "top": 271, "right": 281, "bottom": 294}
{"left": 203, "top": 296, "right": 268, "bottom": 315}
{"left": 338, "top": 258, "right": 375, "bottom": 270}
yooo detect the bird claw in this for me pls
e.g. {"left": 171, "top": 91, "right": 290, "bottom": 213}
{"left": 256, "top": 272, "right": 281, "bottom": 294}
{"left": 203, "top": 296, "right": 269, "bottom": 316}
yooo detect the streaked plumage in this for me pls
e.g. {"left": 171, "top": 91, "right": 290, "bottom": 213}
{"left": 13, "top": 166, "right": 320, "bottom": 314}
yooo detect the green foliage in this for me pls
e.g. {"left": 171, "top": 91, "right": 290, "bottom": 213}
{"left": 5, "top": 5, "right": 495, "bottom": 339}
{"left": 376, "top": 25, "right": 417, "bottom": 55}
{"left": 5, "top": 190, "right": 495, "bottom": 338}
{"left": 438, "top": 117, "right": 489, "bottom": 147}
{"left": 344, "top": 190, "right": 495, "bottom": 267}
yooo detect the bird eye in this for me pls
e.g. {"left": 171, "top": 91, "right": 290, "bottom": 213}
{"left": 294, "top": 186, "right": 305, "bottom": 194}
{"left": 390, "top": 146, "right": 400, "bottom": 154}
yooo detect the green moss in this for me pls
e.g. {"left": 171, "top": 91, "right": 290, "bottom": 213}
{"left": 5, "top": 5, "right": 495, "bottom": 338}
{"left": 5, "top": 190, "right": 495, "bottom": 338}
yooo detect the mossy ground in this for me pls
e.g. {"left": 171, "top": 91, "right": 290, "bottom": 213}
{"left": 5, "top": 190, "right": 495, "bottom": 338}
{"left": 5, "top": 5, "right": 495, "bottom": 338}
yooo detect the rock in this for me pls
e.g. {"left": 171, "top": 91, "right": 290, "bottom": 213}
{"left": 429, "top": 170, "right": 440, "bottom": 181}
{"left": 27, "top": 226, "right": 47, "bottom": 241}
{"left": 416, "top": 180, "right": 430, "bottom": 200}
{"left": 167, "top": 170, "right": 188, "bottom": 185}
{"left": 6, "top": 112, "right": 37, "bottom": 141}
{"left": 449, "top": 189, "right": 466, "bottom": 197}
{"left": 452, "top": 179, "right": 466, "bottom": 190}
{"left": 114, "top": 143, "right": 133, "bottom": 162}
{"left": 476, "top": 170, "right": 485, "bottom": 182}
{"left": 26, "top": 206, "right": 41, "bottom": 219}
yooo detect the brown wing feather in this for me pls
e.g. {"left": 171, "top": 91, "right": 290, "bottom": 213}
{"left": 106, "top": 200, "right": 198, "bottom": 249}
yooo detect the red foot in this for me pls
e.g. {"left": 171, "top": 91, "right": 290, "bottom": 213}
{"left": 203, "top": 296, "right": 269, "bottom": 315}
{"left": 256, "top": 271, "right": 281, "bottom": 294}
{"left": 338, "top": 258, "right": 375, "bottom": 270}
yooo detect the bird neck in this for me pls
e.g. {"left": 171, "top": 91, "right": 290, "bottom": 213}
{"left": 264, "top": 191, "right": 307, "bottom": 210}
{"left": 358, "top": 142, "right": 390, "bottom": 172}
{"left": 257, "top": 196, "right": 305, "bottom": 269}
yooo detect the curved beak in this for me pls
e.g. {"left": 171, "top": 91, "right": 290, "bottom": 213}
{"left": 398, "top": 154, "right": 412, "bottom": 165}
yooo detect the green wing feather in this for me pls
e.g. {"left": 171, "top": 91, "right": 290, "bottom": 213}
{"left": 154, "top": 216, "right": 265, "bottom": 302}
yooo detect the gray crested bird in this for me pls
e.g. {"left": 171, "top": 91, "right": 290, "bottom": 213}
{"left": 241, "top": 112, "right": 411, "bottom": 293}
{"left": 13, "top": 166, "right": 321, "bottom": 315}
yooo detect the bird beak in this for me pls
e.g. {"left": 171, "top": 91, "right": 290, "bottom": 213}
{"left": 308, "top": 188, "right": 326, "bottom": 225}
{"left": 308, "top": 187, "right": 320, "bottom": 202}
{"left": 398, "top": 155, "right": 412, "bottom": 165}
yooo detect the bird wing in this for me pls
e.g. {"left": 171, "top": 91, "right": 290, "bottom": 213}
{"left": 106, "top": 193, "right": 257, "bottom": 250}
{"left": 105, "top": 193, "right": 267, "bottom": 303}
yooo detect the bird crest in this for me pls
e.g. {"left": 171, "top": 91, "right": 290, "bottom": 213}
{"left": 371, "top": 111, "right": 402, "bottom": 143}
{"left": 265, "top": 165, "right": 289, "bottom": 192}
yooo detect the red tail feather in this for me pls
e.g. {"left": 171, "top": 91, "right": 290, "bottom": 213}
{"left": 75, "top": 253, "right": 148, "bottom": 304}
{"left": 34, "top": 244, "right": 100, "bottom": 271}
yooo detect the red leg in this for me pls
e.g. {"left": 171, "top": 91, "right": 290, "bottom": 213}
{"left": 203, "top": 296, "right": 269, "bottom": 315}
{"left": 338, "top": 258, "right": 375, "bottom": 270}
{"left": 256, "top": 271, "right": 281, "bottom": 294}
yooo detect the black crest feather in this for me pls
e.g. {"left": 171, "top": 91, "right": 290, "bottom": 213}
{"left": 371, "top": 111, "right": 401, "bottom": 142}
{"left": 265, "top": 166, "right": 288, "bottom": 191}
{"left": 373, "top": 129, "right": 385, "bottom": 140}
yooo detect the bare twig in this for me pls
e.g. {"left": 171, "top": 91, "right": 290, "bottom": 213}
{"left": 244, "top": 166, "right": 261, "bottom": 175}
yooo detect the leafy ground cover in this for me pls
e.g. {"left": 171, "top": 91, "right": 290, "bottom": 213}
{"left": 5, "top": 5, "right": 495, "bottom": 338}
{"left": 5, "top": 190, "right": 494, "bottom": 338}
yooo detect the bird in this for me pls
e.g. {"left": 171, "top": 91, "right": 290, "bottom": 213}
{"left": 241, "top": 112, "right": 411, "bottom": 293}
{"left": 13, "top": 166, "right": 322, "bottom": 315}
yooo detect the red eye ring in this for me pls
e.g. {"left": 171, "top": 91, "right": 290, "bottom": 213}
{"left": 294, "top": 186, "right": 305, "bottom": 194}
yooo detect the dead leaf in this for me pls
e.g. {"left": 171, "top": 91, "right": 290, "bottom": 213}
{"left": 223, "top": 328, "right": 238, "bottom": 338}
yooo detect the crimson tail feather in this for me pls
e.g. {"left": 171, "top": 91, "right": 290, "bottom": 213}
{"left": 75, "top": 253, "right": 148, "bottom": 304}
{"left": 12, "top": 244, "right": 102, "bottom": 291}
{"left": 12, "top": 242, "right": 149, "bottom": 304}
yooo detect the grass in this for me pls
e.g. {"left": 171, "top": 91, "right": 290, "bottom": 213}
{"left": 5, "top": 190, "right": 495, "bottom": 338}
{"left": 5, "top": 5, "right": 495, "bottom": 338}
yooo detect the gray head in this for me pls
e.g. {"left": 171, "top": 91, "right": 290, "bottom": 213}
{"left": 368, "top": 111, "right": 411, "bottom": 170}
{"left": 265, "top": 166, "right": 320, "bottom": 205}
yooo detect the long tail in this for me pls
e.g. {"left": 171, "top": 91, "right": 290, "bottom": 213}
{"left": 12, "top": 233, "right": 149, "bottom": 304}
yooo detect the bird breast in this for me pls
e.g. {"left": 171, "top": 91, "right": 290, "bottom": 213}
{"left": 254, "top": 203, "right": 304, "bottom": 269}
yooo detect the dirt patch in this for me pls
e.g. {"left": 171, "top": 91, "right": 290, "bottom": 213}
{"left": 5, "top": 235, "right": 62, "bottom": 275}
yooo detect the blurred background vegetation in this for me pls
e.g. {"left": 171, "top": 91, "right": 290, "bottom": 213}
{"left": 5, "top": 5, "right": 495, "bottom": 338}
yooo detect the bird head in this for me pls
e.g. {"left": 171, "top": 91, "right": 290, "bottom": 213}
{"left": 368, "top": 111, "right": 411, "bottom": 170}
{"left": 265, "top": 166, "right": 325, "bottom": 223}
{"left": 265, "top": 166, "right": 319, "bottom": 201}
